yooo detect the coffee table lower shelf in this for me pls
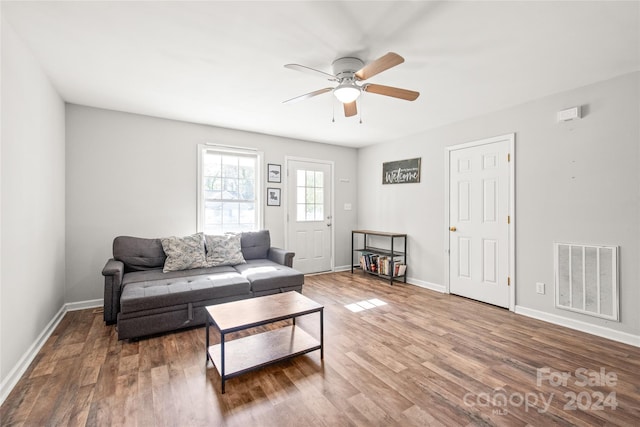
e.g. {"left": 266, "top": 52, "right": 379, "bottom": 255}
{"left": 208, "top": 325, "right": 321, "bottom": 388}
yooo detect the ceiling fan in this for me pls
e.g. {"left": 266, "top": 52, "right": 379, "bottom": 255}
{"left": 283, "top": 52, "right": 420, "bottom": 118}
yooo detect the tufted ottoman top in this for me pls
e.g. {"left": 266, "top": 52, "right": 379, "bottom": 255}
{"left": 120, "top": 271, "right": 251, "bottom": 314}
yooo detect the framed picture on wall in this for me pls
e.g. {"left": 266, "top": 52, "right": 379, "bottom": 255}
{"left": 267, "top": 187, "right": 281, "bottom": 206}
{"left": 382, "top": 157, "right": 421, "bottom": 184}
{"left": 267, "top": 163, "right": 281, "bottom": 183}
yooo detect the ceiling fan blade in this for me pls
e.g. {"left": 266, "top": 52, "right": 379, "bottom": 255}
{"left": 343, "top": 101, "right": 357, "bottom": 117}
{"left": 284, "top": 64, "right": 337, "bottom": 81}
{"left": 363, "top": 84, "right": 420, "bottom": 101}
{"left": 355, "top": 52, "right": 404, "bottom": 80}
{"left": 283, "top": 87, "right": 333, "bottom": 104}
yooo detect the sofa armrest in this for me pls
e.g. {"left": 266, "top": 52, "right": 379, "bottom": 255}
{"left": 268, "top": 247, "right": 295, "bottom": 267}
{"left": 102, "top": 259, "right": 124, "bottom": 325}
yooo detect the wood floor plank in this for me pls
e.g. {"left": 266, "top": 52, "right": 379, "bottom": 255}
{"left": 2, "top": 272, "right": 639, "bottom": 426}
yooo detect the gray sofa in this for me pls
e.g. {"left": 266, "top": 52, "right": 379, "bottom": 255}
{"left": 102, "top": 230, "right": 303, "bottom": 340}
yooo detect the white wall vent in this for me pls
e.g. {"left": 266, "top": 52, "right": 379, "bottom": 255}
{"left": 554, "top": 243, "right": 618, "bottom": 321}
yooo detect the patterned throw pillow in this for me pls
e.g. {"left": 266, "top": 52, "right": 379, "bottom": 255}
{"left": 161, "top": 233, "right": 208, "bottom": 273}
{"left": 204, "top": 233, "right": 246, "bottom": 267}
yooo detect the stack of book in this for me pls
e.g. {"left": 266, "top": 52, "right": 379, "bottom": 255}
{"left": 359, "top": 254, "right": 407, "bottom": 277}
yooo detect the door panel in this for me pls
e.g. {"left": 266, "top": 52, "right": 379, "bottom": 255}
{"left": 459, "top": 237, "right": 471, "bottom": 278}
{"left": 287, "top": 160, "right": 332, "bottom": 274}
{"left": 449, "top": 139, "right": 510, "bottom": 308}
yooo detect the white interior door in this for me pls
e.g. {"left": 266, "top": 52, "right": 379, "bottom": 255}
{"left": 448, "top": 136, "right": 512, "bottom": 308}
{"left": 286, "top": 159, "right": 332, "bottom": 274}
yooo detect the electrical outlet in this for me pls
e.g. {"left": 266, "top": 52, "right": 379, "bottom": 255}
{"left": 536, "top": 282, "right": 545, "bottom": 295}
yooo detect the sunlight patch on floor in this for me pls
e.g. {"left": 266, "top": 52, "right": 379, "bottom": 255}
{"left": 345, "top": 298, "right": 387, "bottom": 312}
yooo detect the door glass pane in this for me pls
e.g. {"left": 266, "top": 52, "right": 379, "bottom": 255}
{"left": 305, "top": 188, "right": 315, "bottom": 204}
{"left": 296, "top": 168, "right": 326, "bottom": 222}
{"left": 305, "top": 204, "right": 315, "bottom": 220}
{"left": 306, "top": 170, "right": 315, "bottom": 187}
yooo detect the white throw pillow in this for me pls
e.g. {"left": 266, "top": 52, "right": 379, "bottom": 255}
{"left": 161, "top": 233, "right": 208, "bottom": 273}
{"left": 204, "top": 233, "right": 246, "bottom": 267}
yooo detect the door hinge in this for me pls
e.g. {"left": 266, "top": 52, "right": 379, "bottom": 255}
{"left": 508, "top": 277, "right": 511, "bottom": 286}
{"left": 507, "top": 215, "right": 511, "bottom": 224}
{"left": 507, "top": 153, "right": 511, "bottom": 162}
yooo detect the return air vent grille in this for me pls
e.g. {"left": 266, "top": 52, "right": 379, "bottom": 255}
{"left": 554, "top": 243, "right": 618, "bottom": 321}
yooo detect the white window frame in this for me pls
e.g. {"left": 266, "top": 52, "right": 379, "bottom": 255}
{"left": 196, "top": 144, "right": 264, "bottom": 234}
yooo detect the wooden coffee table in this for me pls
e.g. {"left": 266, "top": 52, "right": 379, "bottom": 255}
{"left": 205, "top": 291, "right": 324, "bottom": 393}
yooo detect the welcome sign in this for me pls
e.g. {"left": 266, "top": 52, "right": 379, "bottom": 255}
{"left": 382, "top": 158, "right": 421, "bottom": 184}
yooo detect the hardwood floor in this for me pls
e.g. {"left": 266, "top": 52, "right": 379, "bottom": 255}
{"left": 2, "top": 272, "right": 639, "bottom": 426}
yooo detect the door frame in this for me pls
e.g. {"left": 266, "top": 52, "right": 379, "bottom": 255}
{"left": 443, "top": 133, "right": 516, "bottom": 311}
{"left": 284, "top": 156, "right": 335, "bottom": 272}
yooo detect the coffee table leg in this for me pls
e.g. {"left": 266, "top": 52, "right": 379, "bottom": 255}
{"left": 221, "top": 333, "right": 226, "bottom": 394}
{"left": 320, "top": 308, "right": 324, "bottom": 360}
{"left": 205, "top": 318, "right": 210, "bottom": 363}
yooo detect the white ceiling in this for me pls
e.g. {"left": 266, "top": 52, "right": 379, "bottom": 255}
{"left": 3, "top": 1, "right": 639, "bottom": 148}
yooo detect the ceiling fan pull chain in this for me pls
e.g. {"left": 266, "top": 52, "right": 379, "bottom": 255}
{"left": 359, "top": 97, "right": 363, "bottom": 124}
{"left": 331, "top": 97, "right": 335, "bottom": 123}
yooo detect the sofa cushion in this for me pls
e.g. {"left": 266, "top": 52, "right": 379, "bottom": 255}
{"left": 161, "top": 233, "right": 208, "bottom": 273}
{"left": 234, "top": 259, "right": 304, "bottom": 293}
{"left": 113, "top": 236, "right": 166, "bottom": 272}
{"left": 120, "top": 271, "right": 251, "bottom": 314}
{"left": 240, "top": 230, "right": 271, "bottom": 260}
{"left": 122, "top": 265, "right": 237, "bottom": 286}
{"left": 204, "top": 234, "right": 246, "bottom": 266}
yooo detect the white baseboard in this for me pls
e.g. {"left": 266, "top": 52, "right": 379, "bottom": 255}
{"left": 0, "top": 304, "right": 66, "bottom": 404}
{"left": 66, "top": 298, "right": 103, "bottom": 311}
{"left": 406, "top": 277, "right": 446, "bottom": 293}
{"left": 0, "top": 298, "right": 104, "bottom": 405}
{"left": 333, "top": 268, "right": 447, "bottom": 293}
{"left": 515, "top": 305, "right": 640, "bottom": 348}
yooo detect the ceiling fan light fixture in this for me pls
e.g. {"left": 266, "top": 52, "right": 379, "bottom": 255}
{"left": 333, "top": 83, "right": 361, "bottom": 103}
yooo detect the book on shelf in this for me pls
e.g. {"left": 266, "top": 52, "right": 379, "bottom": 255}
{"left": 359, "top": 253, "right": 383, "bottom": 273}
{"left": 359, "top": 253, "right": 405, "bottom": 276}
{"left": 394, "top": 264, "right": 407, "bottom": 277}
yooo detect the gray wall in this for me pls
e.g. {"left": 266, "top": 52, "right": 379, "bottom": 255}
{"left": 1, "top": 19, "right": 66, "bottom": 385}
{"left": 65, "top": 105, "right": 358, "bottom": 302}
{"left": 358, "top": 72, "right": 639, "bottom": 336}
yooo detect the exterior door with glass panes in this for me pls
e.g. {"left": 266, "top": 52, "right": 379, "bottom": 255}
{"left": 286, "top": 159, "right": 332, "bottom": 273}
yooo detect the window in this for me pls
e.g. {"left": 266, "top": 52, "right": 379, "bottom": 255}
{"left": 296, "top": 169, "right": 324, "bottom": 221}
{"left": 197, "top": 145, "right": 262, "bottom": 234}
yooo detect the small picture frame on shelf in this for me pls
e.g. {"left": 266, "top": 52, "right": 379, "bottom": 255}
{"left": 267, "top": 187, "right": 281, "bottom": 206}
{"left": 267, "top": 163, "right": 281, "bottom": 183}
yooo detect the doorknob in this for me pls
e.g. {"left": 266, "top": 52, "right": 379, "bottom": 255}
{"left": 327, "top": 223, "right": 332, "bottom": 227}
{"left": 449, "top": 226, "right": 457, "bottom": 232}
